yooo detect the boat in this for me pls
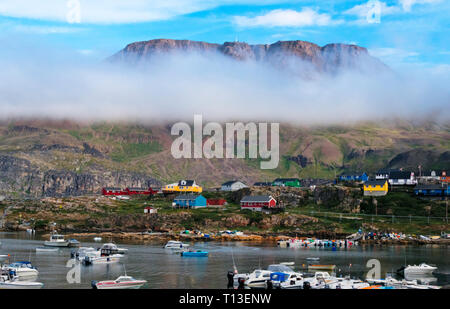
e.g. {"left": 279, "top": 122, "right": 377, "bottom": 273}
{"left": 71, "top": 247, "right": 97, "bottom": 261}
{"left": 100, "top": 243, "right": 128, "bottom": 254}
{"left": 4, "top": 261, "right": 39, "bottom": 281}
{"left": 68, "top": 239, "right": 81, "bottom": 247}
{"left": 280, "top": 262, "right": 295, "bottom": 266}
{"left": 306, "top": 257, "right": 320, "bottom": 262}
{"left": 164, "top": 240, "right": 190, "bottom": 251}
{"left": 181, "top": 250, "right": 208, "bottom": 257}
{"left": 397, "top": 263, "right": 437, "bottom": 276}
{"left": 44, "top": 232, "right": 69, "bottom": 247}
{"left": 0, "top": 273, "right": 43, "bottom": 289}
{"left": 268, "top": 272, "right": 304, "bottom": 289}
{"left": 0, "top": 254, "right": 9, "bottom": 262}
{"left": 308, "top": 264, "right": 336, "bottom": 271}
{"left": 36, "top": 247, "right": 59, "bottom": 252}
{"left": 91, "top": 276, "right": 147, "bottom": 289}
{"left": 238, "top": 264, "right": 302, "bottom": 289}
{"left": 93, "top": 237, "right": 102, "bottom": 242}
{"left": 82, "top": 246, "right": 123, "bottom": 265}
{"left": 367, "top": 276, "right": 440, "bottom": 289}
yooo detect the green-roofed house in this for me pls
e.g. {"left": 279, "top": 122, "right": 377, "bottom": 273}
{"left": 272, "top": 178, "right": 301, "bottom": 188}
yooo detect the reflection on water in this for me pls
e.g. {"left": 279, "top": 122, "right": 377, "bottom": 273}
{"left": 0, "top": 232, "right": 448, "bottom": 289}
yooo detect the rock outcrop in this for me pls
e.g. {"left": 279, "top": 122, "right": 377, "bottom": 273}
{"left": 110, "top": 39, "right": 387, "bottom": 75}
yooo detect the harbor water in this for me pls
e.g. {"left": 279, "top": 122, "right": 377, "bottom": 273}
{"left": 0, "top": 232, "right": 449, "bottom": 289}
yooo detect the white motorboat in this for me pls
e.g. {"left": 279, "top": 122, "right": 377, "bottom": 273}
{"left": 71, "top": 247, "right": 97, "bottom": 261}
{"left": 237, "top": 264, "right": 302, "bottom": 289}
{"left": 100, "top": 243, "right": 128, "bottom": 254}
{"left": 398, "top": 263, "right": 437, "bottom": 276}
{"left": 93, "top": 237, "right": 102, "bottom": 242}
{"left": 164, "top": 240, "right": 190, "bottom": 251}
{"left": 91, "top": 275, "right": 147, "bottom": 289}
{"left": 3, "top": 261, "right": 39, "bottom": 281}
{"left": 367, "top": 276, "right": 440, "bottom": 289}
{"left": 44, "top": 233, "right": 69, "bottom": 247}
{"left": 0, "top": 274, "right": 43, "bottom": 289}
{"left": 36, "top": 247, "right": 59, "bottom": 253}
{"left": 82, "top": 247, "right": 123, "bottom": 265}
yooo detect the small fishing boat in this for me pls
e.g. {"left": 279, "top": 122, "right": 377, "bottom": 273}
{"left": 100, "top": 243, "right": 128, "bottom": 254}
{"left": 83, "top": 254, "right": 121, "bottom": 265}
{"left": 0, "top": 274, "right": 43, "bottom": 289}
{"left": 36, "top": 247, "right": 59, "bottom": 253}
{"left": 91, "top": 275, "right": 147, "bottom": 289}
{"left": 93, "top": 237, "right": 102, "bottom": 242}
{"left": 68, "top": 239, "right": 81, "bottom": 247}
{"left": 397, "top": 263, "right": 437, "bottom": 276}
{"left": 181, "top": 250, "right": 208, "bottom": 257}
{"left": 4, "top": 261, "right": 39, "bottom": 281}
{"left": 44, "top": 232, "right": 69, "bottom": 247}
{"left": 306, "top": 257, "right": 320, "bottom": 262}
{"left": 280, "top": 262, "right": 295, "bottom": 266}
{"left": 164, "top": 240, "right": 190, "bottom": 251}
{"left": 308, "top": 264, "right": 336, "bottom": 271}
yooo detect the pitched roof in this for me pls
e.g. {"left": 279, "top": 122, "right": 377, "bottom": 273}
{"left": 389, "top": 171, "right": 412, "bottom": 179}
{"left": 174, "top": 194, "right": 203, "bottom": 201}
{"left": 178, "top": 180, "right": 195, "bottom": 186}
{"left": 273, "top": 178, "right": 300, "bottom": 182}
{"left": 415, "top": 184, "right": 446, "bottom": 190}
{"left": 364, "top": 180, "right": 387, "bottom": 187}
{"left": 222, "top": 180, "right": 246, "bottom": 186}
{"left": 241, "top": 195, "right": 274, "bottom": 202}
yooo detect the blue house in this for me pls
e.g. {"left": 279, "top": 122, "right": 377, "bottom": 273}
{"left": 414, "top": 185, "right": 446, "bottom": 197}
{"left": 173, "top": 194, "right": 207, "bottom": 208}
{"left": 339, "top": 172, "right": 368, "bottom": 182}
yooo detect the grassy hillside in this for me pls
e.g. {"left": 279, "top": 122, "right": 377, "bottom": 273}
{"left": 0, "top": 119, "right": 449, "bottom": 193}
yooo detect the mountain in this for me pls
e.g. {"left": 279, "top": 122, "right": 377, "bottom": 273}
{"left": 109, "top": 39, "right": 388, "bottom": 75}
{"left": 0, "top": 120, "right": 449, "bottom": 198}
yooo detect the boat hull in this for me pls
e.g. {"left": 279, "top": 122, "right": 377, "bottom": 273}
{"left": 0, "top": 282, "right": 43, "bottom": 289}
{"left": 44, "top": 241, "right": 69, "bottom": 247}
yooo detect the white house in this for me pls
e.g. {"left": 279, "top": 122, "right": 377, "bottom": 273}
{"left": 388, "top": 171, "right": 417, "bottom": 186}
{"left": 221, "top": 181, "right": 248, "bottom": 192}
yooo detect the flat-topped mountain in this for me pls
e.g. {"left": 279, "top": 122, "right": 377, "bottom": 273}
{"left": 110, "top": 39, "right": 387, "bottom": 74}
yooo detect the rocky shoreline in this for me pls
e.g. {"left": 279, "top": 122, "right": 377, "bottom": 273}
{"left": 58, "top": 231, "right": 450, "bottom": 246}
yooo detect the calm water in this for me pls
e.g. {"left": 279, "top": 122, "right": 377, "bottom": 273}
{"left": 0, "top": 232, "right": 449, "bottom": 289}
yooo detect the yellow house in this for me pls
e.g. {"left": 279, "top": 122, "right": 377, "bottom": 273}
{"left": 363, "top": 180, "right": 388, "bottom": 196}
{"left": 162, "top": 180, "right": 202, "bottom": 194}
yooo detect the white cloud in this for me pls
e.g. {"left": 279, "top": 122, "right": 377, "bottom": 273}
{"left": 368, "top": 47, "right": 420, "bottom": 66}
{"left": 399, "top": 0, "right": 443, "bottom": 12}
{"left": 344, "top": 1, "right": 400, "bottom": 18}
{"left": 13, "top": 24, "right": 85, "bottom": 34}
{"left": 234, "top": 8, "right": 338, "bottom": 28}
{"left": 0, "top": 0, "right": 290, "bottom": 24}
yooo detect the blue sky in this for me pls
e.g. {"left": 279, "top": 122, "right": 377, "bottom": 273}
{"left": 0, "top": 0, "right": 449, "bottom": 70}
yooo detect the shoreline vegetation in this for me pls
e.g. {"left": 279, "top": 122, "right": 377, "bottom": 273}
{"left": 1, "top": 185, "right": 448, "bottom": 246}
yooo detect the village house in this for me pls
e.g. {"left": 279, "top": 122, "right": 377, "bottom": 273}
{"left": 173, "top": 194, "right": 207, "bottom": 209}
{"left": 144, "top": 207, "right": 157, "bottom": 214}
{"left": 240, "top": 195, "right": 277, "bottom": 212}
{"left": 125, "top": 187, "right": 155, "bottom": 195}
{"left": 363, "top": 180, "right": 388, "bottom": 196}
{"left": 102, "top": 187, "right": 124, "bottom": 196}
{"left": 253, "top": 182, "right": 273, "bottom": 187}
{"left": 220, "top": 180, "right": 248, "bottom": 191}
{"left": 375, "top": 169, "right": 399, "bottom": 180}
{"left": 206, "top": 199, "right": 227, "bottom": 206}
{"left": 416, "top": 171, "right": 441, "bottom": 182}
{"left": 414, "top": 184, "right": 448, "bottom": 196}
{"left": 163, "top": 180, "right": 203, "bottom": 194}
{"left": 272, "top": 178, "right": 301, "bottom": 187}
{"left": 388, "top": 171, "right": 417, "bottom": 186}
{"left": 440, "top": 171, "right": 450, "bottom": 183}
{"left": 339, "top": 172, "right": 368, "bottom": 182}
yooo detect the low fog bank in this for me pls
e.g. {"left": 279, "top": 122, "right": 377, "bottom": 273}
{"left": 0, "top": 46, "right": 449, "bottom": 125}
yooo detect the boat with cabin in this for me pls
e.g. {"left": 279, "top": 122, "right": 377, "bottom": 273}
{"left": 91, "top": 275, "right": 147, "bottom": 289}
{"left": 44, "top": 232, "right": 69, "bottom": 247}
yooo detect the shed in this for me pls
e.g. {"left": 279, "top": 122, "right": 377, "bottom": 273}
{"left": 221, "top": 181, "right": 248, "bottom": 191}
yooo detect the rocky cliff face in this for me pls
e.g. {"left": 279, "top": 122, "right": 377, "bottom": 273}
{"left": 0, "top": 154, "right": 160, "bottom": 197}
{"left": 110, "top": 39, "right": 387, "bottom": 74}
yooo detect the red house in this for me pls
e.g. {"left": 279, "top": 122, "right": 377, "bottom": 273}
{"left": 240, "top": 195, "right": 276, "bottom": 212}
{"left": 125, "top": 187, "right": 156, "bottom": 195}
{"left": 441, "top": 171, "right": 450, "bottom": 183}
{"left": 207, "top": 199, "right": 227, "bottom": 206}
{"left": 102, "top": 187, "right": 125, "bottom": 196}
